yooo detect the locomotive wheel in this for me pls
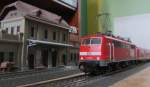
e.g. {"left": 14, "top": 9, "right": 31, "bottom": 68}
{"left": 108, "top": 65, "right": 113, "bottom": 72}
{"left": 90, "top": 66, "right": 100, "bottom": 75}
{"left": 79, "top": 64, "right": 88, "bottom": 73}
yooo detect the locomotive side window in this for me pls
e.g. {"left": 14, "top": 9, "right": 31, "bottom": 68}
{"left": 114, "top": 41, "right": 122, "bottom": 48}
{"left": 122, "top": 43, "right": 129, "bottom": 48}
{"left": 131, "top": 45, "right": 135, "bottom": 49}
{"left": 91, "top": 38, "right": 101, "bottom": 44}
{"left": 113, "top": 40, "right": 132, "bottom": 49}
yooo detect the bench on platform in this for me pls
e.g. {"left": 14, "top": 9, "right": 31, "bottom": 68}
{"left": 0, "top": 61, "right": 14, "bottom": 72}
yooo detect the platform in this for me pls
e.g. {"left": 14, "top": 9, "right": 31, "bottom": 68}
{"left": 110, "top": 65, "right": 150, "bottom": 87}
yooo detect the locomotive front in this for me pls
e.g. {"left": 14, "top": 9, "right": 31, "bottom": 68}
{"left": 79, "top": 35, "right": 109, "bottom": 73}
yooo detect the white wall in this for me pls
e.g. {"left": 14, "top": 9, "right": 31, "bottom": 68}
{"left": 114, "top": 13, "right": 150, "bottom": 49}
{"left": 1, "top": 17, "right": 25, "bottom": 35}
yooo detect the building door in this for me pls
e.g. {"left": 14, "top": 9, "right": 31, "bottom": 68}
{"left": 62, "top": 54, "right": 67, "bottom": 65}
{"left": 0, "top": 52, "right": 4, "bottom": 63}
{"left": 9, "top": 52, "right": 14, "bottom": 62}
{"left": 52, "top": 51, "right": 57, "bottom": 67}
{"left": 42, "top": 50, "right": 48, "bottom": 67}
{"left": 28, "top": 54, "right": 34, "bottom": 69}
{"left": 74, "top": 53, "right": 77, "bottom": 65}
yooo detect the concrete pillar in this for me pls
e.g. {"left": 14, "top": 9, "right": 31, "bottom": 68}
{"left": 21, "top": 43, "right": 32, "bottom": 71}
{"left": 17, "top": 44, "right": 21, "bottom": 69}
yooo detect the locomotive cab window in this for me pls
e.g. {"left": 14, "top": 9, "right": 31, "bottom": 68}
{"left": 91, "top": 38, "right": 101, "bottom": 44}
{"left": 81, "top": 38, "right": 101, "bottom": 45}
{"left": 113, "top": 41, "right": 122, "bottom": 48}
{"left": 82, "top": 39, "right": 90, "bottom": 45}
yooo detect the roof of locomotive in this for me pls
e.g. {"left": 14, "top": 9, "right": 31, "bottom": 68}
{"left": 81, "top": 33, "right": 135, "bottom": 46}
{"left": 81, "top": 34, "right": 101, "bottom": 39}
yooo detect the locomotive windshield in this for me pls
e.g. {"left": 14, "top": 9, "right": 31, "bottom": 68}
{"left": 91, "top": 38, "right": 101, "bottom": 44}
{"left": 82, "top": 38, "right": 101, "bottom": 45}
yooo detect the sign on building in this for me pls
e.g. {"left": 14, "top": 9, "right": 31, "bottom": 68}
{"left": 53, "top": 0, "right": 77, "bottom": 9}
{"left": 69, "top": 26, "right": 78, "bottom": 34}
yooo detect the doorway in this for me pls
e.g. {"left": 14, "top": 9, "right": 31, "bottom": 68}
{"left": 42, "top": 50, "right": 48, "bottom": 67}
{"left": 52, "top": 51, "right": 57, "bottom": 67}
{"left": 0, "top": 52, "right": 4, "bottom": 64}
{"left": 62, "top": 54, "right": 67, "bottom": 65}
{"left": 28, "top": 54, "right": 34, "bottom": 69}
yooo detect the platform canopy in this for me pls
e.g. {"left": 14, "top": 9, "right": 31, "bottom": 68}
{"left": 27, "top": 39, "right": 73, "bottom": 47}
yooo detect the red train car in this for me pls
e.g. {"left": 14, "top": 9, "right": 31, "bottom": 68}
{"left": 136, "top": 48, "right": 150, "bottom": 60}
{"left": 79, "top": 33, "right": 150, "bottom": 73}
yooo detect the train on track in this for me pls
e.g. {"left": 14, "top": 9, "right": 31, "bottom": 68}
{"left": 79, "top": 32, "right": 150, "bottom": 74}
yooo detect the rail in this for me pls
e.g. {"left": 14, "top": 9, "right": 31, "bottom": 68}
{"left": 17, "top": 62, "right": 147, "bottom": 87}
{"left": 0, "top": 66, "right": 77, "bottom": 80}
{"left": 17, "top": 73, "right": 86, "bottom": 87}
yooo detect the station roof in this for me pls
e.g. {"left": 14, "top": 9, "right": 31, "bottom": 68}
{"left": 27, "top": 39, "right": 73, "bottom": 47}
{"left": 0, "top": 0, "right": 76, "bottom": 21}
{"left": 0, "top": 1, "right": 70, "bottom": 28}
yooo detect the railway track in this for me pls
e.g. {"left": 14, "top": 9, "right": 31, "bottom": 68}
{"left": 18, "top": 62, "right": 146, "bottom": 87}
{"left": 17, "top": 73, "right": 87, "bottom": 87}
{"left": 0, "top": 69, "right": 47, "bottom": 80}
{"left": 0, "top": 66, "right": 78, "bottom": 80}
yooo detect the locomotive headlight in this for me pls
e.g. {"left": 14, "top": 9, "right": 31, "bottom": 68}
{"left": 96, "top": 57, "right": 100, "bottom": 60}
{"left": 80, "top": 57, "right": 84, "bottom": 60}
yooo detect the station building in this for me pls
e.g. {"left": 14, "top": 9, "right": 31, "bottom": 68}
{"left": 0, "top": 1, "right": 75, "bottom": 70}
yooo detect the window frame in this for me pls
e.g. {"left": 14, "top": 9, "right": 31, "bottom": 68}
{"left": 90, "top": 38, "right": 101, "bottom": 45}
{"left": 0, "top": 52, "right": 4, "bottom": 63}
{"left": 6, "top": 28, "right": 8, "bottom": 33}
{"left": 63, "top": 33, "right": 66, "bottom": 42}
{"left": 17, "top": 26, "right": 20, "bottom": 33}
{"left": 31, "top": 27, "right": 34, "bottom": 37}
{"left": 44, "top": 29, "right": 48, "bottom": 39}
{"left": 81, "top": 37, "right": 101, "bottom": 45}
{"left": 11, "top": 27, "right": 14, "bottom": 34}
{"left": 9, "top": 52, "right": 14, "bottom": 62}
{"left": 53, "top": 31, "right": 56, "bottom": 40}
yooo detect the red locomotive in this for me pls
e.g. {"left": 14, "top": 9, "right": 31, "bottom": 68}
{"left": 79, "top": 33, "right": 150, "bottom": 73}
